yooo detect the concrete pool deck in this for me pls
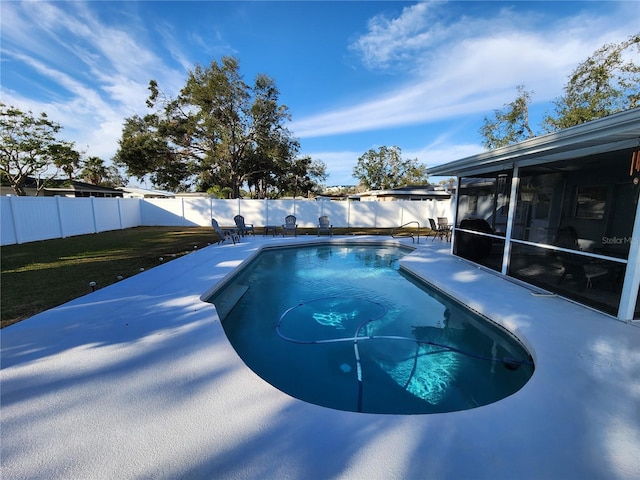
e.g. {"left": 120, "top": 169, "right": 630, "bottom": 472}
{"left": 1, "top": 235, "right": 638, "bottom": 479}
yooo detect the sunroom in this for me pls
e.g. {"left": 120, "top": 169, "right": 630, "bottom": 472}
{"left": 428, "top": 108, "right": 640, "bottom": 321}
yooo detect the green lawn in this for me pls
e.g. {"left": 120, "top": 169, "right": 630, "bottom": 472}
{"left": 1, "top": 226, "right": 419, "bottom": 328}
{"left": 1, "top": 227, "right": 220, "bottom": 328}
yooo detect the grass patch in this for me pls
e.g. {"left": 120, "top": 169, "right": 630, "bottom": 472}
{"left": 1, "top": 227, "right": 218, "bottom": 328}
{"left": 1, "top": 225, "right": 421, "bottom": 328}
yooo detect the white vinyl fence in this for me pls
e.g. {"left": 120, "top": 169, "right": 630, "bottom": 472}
{"left": 1, "top": 196, "right": 453, "bottom": 245}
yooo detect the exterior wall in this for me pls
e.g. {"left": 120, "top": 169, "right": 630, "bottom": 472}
{"left": 1, "top": 196, "right": 453, "bottom": 246}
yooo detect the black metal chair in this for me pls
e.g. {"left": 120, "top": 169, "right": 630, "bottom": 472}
{"left": 428, "top": 218, "right": 450, "bottom": 241}
{"left": 437, "top": 217, "right": 452, "bottom": 241}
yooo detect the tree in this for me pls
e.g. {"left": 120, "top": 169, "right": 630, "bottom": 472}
{"left": 480, "top": 85, "right": 535, "bottom": 149}
{"left": 81, "top": 156, "right": 127, "bottom": 187}
{"left": 0, "top": 103, "right": 81, "bottom": 195}
{"left": 49, "top": 143, "right": 82, "bottom": 181}
{"left": 479, "top": 34, "right": 639, "bottom": 148}
{"left": 115, "top": 56, "right": 309, "bottom": 197}
{"left": 114, "top": 114, "right": 193, "bottom": 192}
{"left": 353, "top": 146, "right": 428, "bottom": 190}
{"left": 543, "top": 33, "right": 640, "bottom": 131}
{"left": 278, "top": 156, "right": 327, "bottom": 198}
{"left": 438, "top": 178, "right": 456, "bottom": 190}
{"left": 235, "top": 120, "right": 302, "bottom": 198}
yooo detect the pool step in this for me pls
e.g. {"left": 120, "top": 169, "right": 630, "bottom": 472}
{"left": 213, "top": 284, "right": 249, "bottom": 321}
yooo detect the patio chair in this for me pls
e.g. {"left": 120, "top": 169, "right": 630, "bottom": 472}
{"left": 437, "top": 217, "right": 452, "bottom": 241}
{"left": 428, "top": 218, "right": 440, "bottom": 241}
{"left": 211, "top": 218, "right": 240, "bottom": 245}
{"left": 234, "top": 215, "right": 255, "bottom": 236}
{"left": 282, "top": 215, "right": 297, "bottom": 237}
{"left": 428, "top": 218, "right": 449, "bottom": 241}
{"left": 317, "top": 216, "right": 333, "bottom": 236}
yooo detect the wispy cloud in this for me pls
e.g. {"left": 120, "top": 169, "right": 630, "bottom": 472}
{"left": 292, "top": 1, "right": 638, "bottom": 139}
{"left": 350, "top": 2, "right": 445, "bottom": 72}
{"left": 0, "top": 1, "right": 186, "bottom": 159}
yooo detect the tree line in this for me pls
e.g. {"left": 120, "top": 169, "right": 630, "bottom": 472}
{"left": 0, "top": 104, "right": 126, "bottom": 196}
{"left": 1, "top": 34, "right": 637, "bottom": 196}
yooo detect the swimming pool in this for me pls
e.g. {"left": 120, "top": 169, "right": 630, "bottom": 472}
{"left": 207, "top": 244, "right": 534, "bottom": 414}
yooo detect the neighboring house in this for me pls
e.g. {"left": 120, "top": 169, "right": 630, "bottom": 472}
{"left": 315, "top": 193, "right": 351, "bottom": 201}
{"left": 174, "top": 192, "right": 211, "bottom": 198}
{"left": 1, "top": 178, "right": 123, "bottom": 197}
{"left": 427, "top": 107, "right": 640, "bottom": 322}
{"left": 118, "top": 187, "right": 175, "bottom": 198}
{"left": 348, "top": 185, "right": 452, "bottom": 202}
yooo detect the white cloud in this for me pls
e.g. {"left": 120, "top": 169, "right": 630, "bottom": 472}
{"left": 292, "top": 2, "right": 639, "bottom": 139}
{"left": 351, "top": 2, "right": 439, "bottom": 70}
{"left": 0, "top": 1, "right": 188, "bottom": 162}
{"left": 158, "top": 23, "right": 197, "bottom": 73}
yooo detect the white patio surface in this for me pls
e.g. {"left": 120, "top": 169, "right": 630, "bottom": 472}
{"left": 1, "top": 234, "right": 638, "bottom": 480}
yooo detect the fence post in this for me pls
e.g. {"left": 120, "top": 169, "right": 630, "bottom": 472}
{"left": 117, "top": 197, "right": 123, "bottom": 230}
{"left": 8, "top": 196, "right": 21, "bottom": 244}
{"left": 139, "top": 198, "right": 145, "bottom": 226}
{"left": 56, "top": 196, "right": 65, "bottom": 238}
{"left": 373, "top": 201, "right": 378, "bottom": 229}
{"left": 265, "top": 199, "right": 270, "bottom": 226}
{"left": 90, "top": 197, "right": 98, "bottom": 233}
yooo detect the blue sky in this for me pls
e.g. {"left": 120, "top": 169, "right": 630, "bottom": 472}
{"left": 1, "top": 1, "right": 638, "bottom": 187}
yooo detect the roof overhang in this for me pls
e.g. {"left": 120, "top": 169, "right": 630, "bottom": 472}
{"left": 427, "top": 108, "right": 640, "bottom": 177}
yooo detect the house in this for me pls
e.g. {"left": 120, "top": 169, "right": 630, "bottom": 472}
{"left": 1, "top": 178, "right": 123, "bottom": 197}
{"left": 348, "top": 185, "right": 452, "bottom": 202}
{"left": 118, "top": 186, "right": 175, "bottom": 198}
{"left": 427, "top": 107, "right": 640, "bottom": 321}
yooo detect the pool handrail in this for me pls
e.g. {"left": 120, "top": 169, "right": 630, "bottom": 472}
{"left": 391, "top": 221, "right": 421, "bottom": 243}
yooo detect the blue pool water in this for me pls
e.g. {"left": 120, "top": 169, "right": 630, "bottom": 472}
{"left": 208, "top": 244, "right": 534, "bottom": 414}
